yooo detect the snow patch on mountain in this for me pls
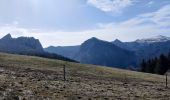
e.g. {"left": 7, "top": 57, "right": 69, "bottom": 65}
{"left": 135, "top": 35, "right": 170, "bottom": 43}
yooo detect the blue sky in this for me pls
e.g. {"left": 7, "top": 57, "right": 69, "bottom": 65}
{"left": 0, "top": 0, "right": 170, "bottom": 47}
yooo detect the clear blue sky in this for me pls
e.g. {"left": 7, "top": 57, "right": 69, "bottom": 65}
{"left": 0, "top": 0, "right": 170, "bottom": 47}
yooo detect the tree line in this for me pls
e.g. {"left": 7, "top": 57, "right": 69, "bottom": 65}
{"left": 141, "top": 53, "right": 170, "bottom": 75}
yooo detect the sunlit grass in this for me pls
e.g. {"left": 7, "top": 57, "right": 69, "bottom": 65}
{"left": 0, "top": 52, "right": 165, "bottom": 82}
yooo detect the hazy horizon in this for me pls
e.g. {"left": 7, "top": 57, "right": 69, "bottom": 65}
{"left": 1, "top": 33, "right": 170, "bottom": 48}
{"left": 0, "top": 0, "right": 170, "bottom": 47}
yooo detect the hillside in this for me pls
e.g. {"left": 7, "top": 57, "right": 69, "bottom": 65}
{"left": 0, "top": 52, "right": 169, "bottom": 99}
{"left": 0, "top": 34, "right": 76, "bottom": 62}
{"left": 113, "top": 35, "right": 170, "bottom": 62}
{"left": 0, "top": 34, "right": 44, "bottom": 54}
{"left": 45, "top": 37, "right": 137, "bottom": 68}
{"left": 75, "top": 37, "right": 136, "bottom": 68}
{"left": 45, "top": 45, "right": 80, "bottom": 59}
{"left": 46, "top": 35, "right": 170, "bottom": 69}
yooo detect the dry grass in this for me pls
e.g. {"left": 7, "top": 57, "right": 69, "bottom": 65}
{"left": 0, "top": 52, "right": 170, "bottom": 100}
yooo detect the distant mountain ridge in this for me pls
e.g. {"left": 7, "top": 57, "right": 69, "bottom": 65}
{"left": 0, "top": 33, "right": 44, "bottom": 54}
{"left": 45, "top": 35, "right": 170, "bottom": 69}
{"left": 45, "top": 45, "right": 80, "bottom": 59}
{"left": 135, "top": 35, "right": 170, "bottom": 44}
{"left": 74, "top": 37, "right": 136, "bottom": 68}
{"left": 112, "top": 35, "right": 170, "bottom": 63}
{"left": 0, "top": 34, "right": 76, "bottom": 62}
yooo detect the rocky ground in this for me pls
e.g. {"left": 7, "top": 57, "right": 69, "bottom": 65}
{"left": 0, "top": 64, "right": 170, "bottom": 100}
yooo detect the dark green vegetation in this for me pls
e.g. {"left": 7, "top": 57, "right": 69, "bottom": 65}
{"left": 0, "top": 52, "right": 170, "bottom": 99}
{"left": 17, "top": 52, "right": 77, "bottom": 63}
{"left": 141, "top": 53, "right": 170, "bottom": 75}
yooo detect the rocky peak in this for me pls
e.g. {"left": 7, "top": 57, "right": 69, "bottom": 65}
{"left": 1, "top": 33, "right": 12, "bottom": 40}
{"left": 0, "top": 33, "right": 44, "bottom": 53}
{"left": 88, "top": 37, "right": 99, "bottom": 41}
{"left": 113, "top": 39, "right": 122, "bottom": 43}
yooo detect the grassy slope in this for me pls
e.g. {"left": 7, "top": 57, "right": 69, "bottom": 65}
{"left": 0, "top": 52, "right": 170, "bottom": 99}
{"left": 0, "top": 52, "right": 164, "bottom": 81}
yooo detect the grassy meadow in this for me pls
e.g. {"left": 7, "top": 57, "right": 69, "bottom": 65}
{"left": 0, "top": 52, "right": 169, "bottom": 99}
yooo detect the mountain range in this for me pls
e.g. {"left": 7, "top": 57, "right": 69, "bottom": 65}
{"left": 45, "top": 35, "right": 170, "bottom": 69}
{"left": 74, "top": 37, "right": 136, "bottom": 68}
{"left": 1, "top": 33, "right": 169, "bottom": 69}
{"left": 112, "top": 35, "right": 170, "bottom": 62}
{"left": 0, "top": 34, "right": 76, "bottom": 62}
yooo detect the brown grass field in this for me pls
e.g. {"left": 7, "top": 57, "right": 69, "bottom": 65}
{"left": 0, "top": 52, "right": 170, "bottom": 100}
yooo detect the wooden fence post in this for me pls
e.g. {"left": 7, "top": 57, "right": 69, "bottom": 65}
{"left": 63, "top": 65, "right": 66, "bottom": 81}
{"left": 166, "top": 73, "right": 168, "bottom": 88}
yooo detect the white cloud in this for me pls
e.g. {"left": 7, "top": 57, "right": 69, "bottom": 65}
{"left": 96, "top": 4, "right": 170, "bottom": 40}
{"left": 0, "top": 5, "right": 170, "bottom": 47}
{"left": 147, "top": 1, "right": 154, "bottom": 6}
{"left": 12, "top": 21, "right": 19, "bottom": 26}
{"left": 87, "top": 0, "right": 134, "bottom": 13}
{"left": 100, "top": 4, "right": 170, "bottom": 29}
{"left": 138, "top": 5, "right": 170, "bottom": 28}
{"left": 0, "top": 25, "right": 103, "bottom": 47}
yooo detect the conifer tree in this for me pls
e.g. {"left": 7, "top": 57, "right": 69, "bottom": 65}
{"left": 141, "top": 53, "right": 170, "bottom": 75}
